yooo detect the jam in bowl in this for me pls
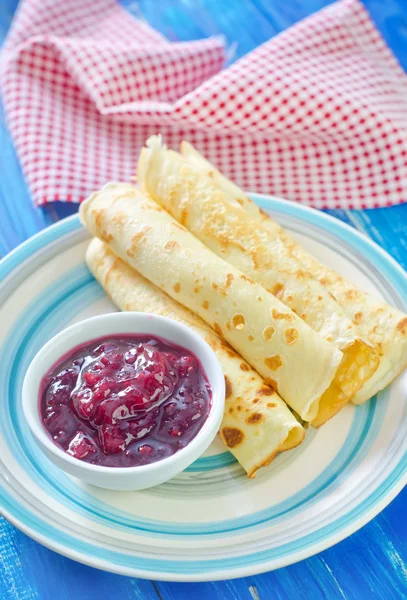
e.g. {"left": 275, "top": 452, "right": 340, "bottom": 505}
{"left": 40, "top": 335, "right": 212, "bottom": 467}
{"left": 23, "top": 313, "right": 225, "bottom": 491}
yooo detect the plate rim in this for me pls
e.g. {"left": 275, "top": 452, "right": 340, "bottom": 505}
{"left": 1, "top": 196, "right": 406, "bottom": 581}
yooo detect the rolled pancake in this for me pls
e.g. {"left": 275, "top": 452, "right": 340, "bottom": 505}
{"left": 80, "top": 183, "right": 343, "bottom": 422}
{"left": 86, "top": 238, "right": 305, "bottom": 477}
{"left": 179, "top": 141, "right": 407, "bottom": 404}
{"left": 137, "top": 138, "right": 379, "bottom": 426}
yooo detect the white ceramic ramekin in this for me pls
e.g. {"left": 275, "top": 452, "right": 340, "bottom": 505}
{"left": 22, "top": 312, "right": 225, "bottom": 491}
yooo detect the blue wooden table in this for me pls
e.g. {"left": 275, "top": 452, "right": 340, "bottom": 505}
{"left": 1, "top": 1, "right": 406, "bottom": 598}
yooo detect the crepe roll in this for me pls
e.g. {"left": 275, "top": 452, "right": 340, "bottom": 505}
{"left": 80, "top": 183, "right": 343, "bottom": 422}
{"left": 86, "top": 238, "right": 305, "bottom": 477}
{"left": 179, "top": 141, "right": 407, "bottom": 404}
{"left": 137, "top": 137, "right": 379, "bottom": 426}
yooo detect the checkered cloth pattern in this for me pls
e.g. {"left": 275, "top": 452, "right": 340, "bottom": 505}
{"left": 2, "top": 0, "right": 407, "bottom": 209}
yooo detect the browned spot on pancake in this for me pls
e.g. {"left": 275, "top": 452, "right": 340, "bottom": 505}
{"left": 265, "top": 355, "right": 283, "bottom": 370}
{"left": 194, "top": 286, "right": 201, "bottom": 293}
{"left": 397, "top": 317, "right": 407, "bottom": 335}
{"left": 344, "top": 289, "right": 358, "bottom": 300}
{"left": 284, "top": 327, "right": 298, "bottom": 345}
{"left": 222, "top": 427, "right": 244, "bottom": 448}
{"left": 91, "top": 210, "right": 112, "bottom": 244}
{"left": 99, "top": 230, "right": 113, "bottom": 243}
{"left": 179, "top": 207, "right": 188, "bottom": 225}
{"left": 126, "top": 228, "right": 151, "bottom": 257}
{"left": 172, "top": 221, "right": 187, "bottom": 231}
{"left": 240, "top": 273, "right": 255, "bottom": 284}
{"left": 258, "top": 385, "right": 274, "bottom": 396}
{"left": 231, "top": 313, "right": 245, "bottom": 330}
{"left": 317, "top": 295, "right": 323, "bottom": 301}
{"left": 228, "top": 407, "right": 233, "bottom": 414}
{"left": 246, "top": 412, "right": 263, "bottom": 424}
{"left": 216, "top": 231, "right": 247, "bottom": 252}
{"left": 164, "top": 240, "right": 179, "bottom": 251}
{"left": 251, "top": 248, "right": 272, "bottom": 270}
{"left": 112, "top": 212, "right": 127, "bottom": 227}
{"left": 237, "top": 405, "right": 242, "bottom": 412}
{"left": 252, "top": 398, "right": 260, "bottom": 404}
{"left": 296, "top": 269, "right": 306, "bottom": 279}
{"left": 208, "top": 170, "right": 215, "bottom": 178}
{"left": 173, "top": 282, "right": 181, "bottom": 293}
{"left": 250, "top": 251, "right": 260, "bottom": 268}
{"left": 213, "top": 322, "right": 222, "bottom": 336}
{"left": 267, "top": 402, "right": 277, "bottom": 408}
{"left": 300, "top": 312, "right": 307, "bottom": 320}
{"left": 263, "top": 326, "right": 275, "bottom": 342}
{"left": 124, "top": 302, "right": 132, "bottom": 311}
{"left": 248, "top": 335, "right": 254, "bottom": 341}
{"left": 326, "top": 335, "right": 333, "bottom": 342}
{"left": 224, "top": 376, "right": 232, "bottom": 398}
{"left": 265, "top": 378, "right": 279, "bottom": 392}
{"left": 353, "top": 312, "right": 363, "bottom": 324}
{"left": 240, "top": 363, "right": 250, "bottom": 372}
{"left": 236, "top": 198, "right": 245, "bottom": 206}
{"left": 272, "top": 282, "right": 284, "bottom": 298}
{"left": 211, "top": 282, "right": 227, "bottom": 296}
{"left": 225, "top": 273, "right": 234, "bottom": 288}
{"left": 143, "top": 203, "right": 164, "bottom": 212}
{"left": 259, "top": 208, "right": 269, "bottom": 218}
{"left": 92, "top": 208, "right": 105, "bottom": 230}
{"left": 202, "top": 300, "right": 209, "bottom": 309}
{"left": 257, "top": 296, "right": 262, "bottom": 302}
{"left": 271, "top": 308, "right": 294, "bottom": 322}
{"left": 225, "top": 321, "right": 231, "bottom": 331}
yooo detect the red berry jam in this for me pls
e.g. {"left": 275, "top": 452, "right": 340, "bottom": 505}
{"left": 39, "top": 335, "right": 212, "bottom": 467}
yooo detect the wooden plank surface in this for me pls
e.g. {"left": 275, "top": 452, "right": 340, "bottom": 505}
{"left": 0, "top": 1, "right": 406, "bottom": 598}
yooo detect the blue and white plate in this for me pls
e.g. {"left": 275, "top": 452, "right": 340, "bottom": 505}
{"left": 1, "top": 195, "right": 406, "bottom": 581}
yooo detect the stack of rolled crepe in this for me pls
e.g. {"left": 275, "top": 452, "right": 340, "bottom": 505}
{"left": 80, "top": 138, "right": 407, "bottom": 476}
{"left": 80, "top": 184, "right": 349, "bottom": 477}
{"left": 138, "top": 137, "right": 407, "bottom": 407}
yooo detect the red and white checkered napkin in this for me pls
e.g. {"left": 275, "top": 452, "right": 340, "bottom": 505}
{"left": 2, "top": 0, "right": 407, "bottom": 209}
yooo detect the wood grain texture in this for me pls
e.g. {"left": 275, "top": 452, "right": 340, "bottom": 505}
{"left": 0, "top": 0, "right": 406, "bottom": 598}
